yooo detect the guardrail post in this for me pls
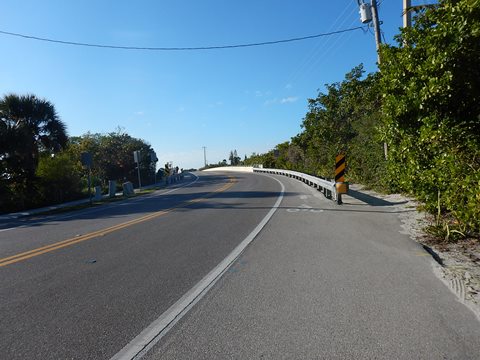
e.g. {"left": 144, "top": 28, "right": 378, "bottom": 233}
{"left": 337, "top": 193, "right": 343, "bottom": 205}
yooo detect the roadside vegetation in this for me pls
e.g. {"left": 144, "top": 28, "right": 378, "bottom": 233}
{"left": 199, "top": 149, "right": 241, "bottom": 170}
{"left": 0, "top": 95, "right": 157, "bottom": 213}
{"left": 243, "top": 0, "right": 480, "bottom": 240}
{"left": 1, "top": 0, "right": 478, "bottom": 240}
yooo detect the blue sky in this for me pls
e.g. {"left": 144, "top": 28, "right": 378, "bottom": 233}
{"left": 1, "top": 1, "right": 437, "bottom": 169}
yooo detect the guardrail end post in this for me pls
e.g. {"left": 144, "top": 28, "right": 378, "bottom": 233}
{"left": 335, "top": 182, "right": 348, "bottom": 205}
{"left": 337, "top": 193, "right": 343, "bottom": 205}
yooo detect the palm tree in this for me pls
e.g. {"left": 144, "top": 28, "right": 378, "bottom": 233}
{"left": 0, "top": 94, "right": 68, "bottom": 182}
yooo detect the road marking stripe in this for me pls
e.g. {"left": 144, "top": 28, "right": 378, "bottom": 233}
{"left": 0, "top": 176, "right": 235, "bottom": 267}
{"left": 110, "top": 175, "right": 285, "bottom": 360}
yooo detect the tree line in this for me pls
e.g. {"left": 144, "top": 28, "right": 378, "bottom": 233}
{"left": 199, "top": 149, "right": 242, "bottom": 170}
{"left": 0, "top": 94, "right": 157, "bottom": 213}
{"left": 244, "top": 0, "right": 479, "bottom": 238}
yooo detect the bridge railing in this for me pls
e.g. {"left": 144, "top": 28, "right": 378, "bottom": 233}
{"left": 253, "top": 168, "right": 345, "bottom": 204}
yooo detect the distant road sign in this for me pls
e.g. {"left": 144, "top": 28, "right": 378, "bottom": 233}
{"left": 133, "top": 150, "right": 140, "bottom": 163}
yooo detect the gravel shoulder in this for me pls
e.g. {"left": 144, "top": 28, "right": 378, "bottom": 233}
{"left": 348, "top": 183, "right": 480, "bottom": 319}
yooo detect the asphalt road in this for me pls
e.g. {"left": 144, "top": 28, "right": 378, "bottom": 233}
{"left": 1, "top": 171, "right": 479, "bottom": 359}
{"left": 143, "top": 172, "right": 480, "bottom": 360}
{"left": 0, "top": 172, "right": 283, "bottom": 359}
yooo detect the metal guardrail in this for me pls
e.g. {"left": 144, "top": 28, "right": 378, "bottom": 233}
{"left": 253, "top": 168, "right": 344, "bottom": 204}
{"left": 165, "top": 173, "right": 184, "bottom": 185}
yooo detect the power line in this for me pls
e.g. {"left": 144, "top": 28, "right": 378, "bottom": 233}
{"left": 0, "top": 26, "right": 366, "bottom": 51}
{"left": 292, "top": 5, "right": 352, "bottom": 65}
{"left": 381, "top": 30, "right": 388, "bottom": 44}
{"left": 285, "top": 3, "right": 358, "bottom": 85}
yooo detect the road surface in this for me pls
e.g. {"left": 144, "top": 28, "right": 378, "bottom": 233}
{"left": 1, "top": 171, "right": 479, "bottom": 359}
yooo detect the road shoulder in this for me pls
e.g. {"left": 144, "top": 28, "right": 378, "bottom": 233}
{"left": 142, "top": 175, "right": 480, "bottom": 359}
{"left": 344, "top": 183, "right": 480, "bottom": 319}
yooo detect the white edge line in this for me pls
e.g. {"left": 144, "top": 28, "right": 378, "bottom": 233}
{"left": 110, "top": 176, "right": 285, "bottom": 360}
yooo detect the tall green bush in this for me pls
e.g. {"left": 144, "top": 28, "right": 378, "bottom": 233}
{"left": 269, "top": 65, "right": 385, "bottom": 184}
{"left": 36, "top": 152, "right": 83, "bottom": 205}
{"left": 244, "top": 65, "right": 385, "bottom": 185}
{"left": 379, "top": 0, "right": 480, "bottom": 234}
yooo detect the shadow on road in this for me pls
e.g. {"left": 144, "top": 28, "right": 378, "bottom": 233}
{"left": 0, "top": 173, "right": 297, "bottom": 230}
{"left": 1, "top": 173, "right": 414, "bottom": 231}
{"left": 346, "top": 189, "right": 408, "bottom": 207}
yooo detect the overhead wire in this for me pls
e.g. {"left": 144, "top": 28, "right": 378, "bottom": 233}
{"left": 309, "top": 18, "right": 364, "bottom": 81}
{"left": 284, "top": 2, "right": 354, "bottom": 86}
{"left": 323, "top": 18, "right": 365, "bottom": 62}
{"left": 381, "top": 31, "right": 388, "bottom": 44}
{"left": 0, "top": 26, "right": 366, "bottom": 51}
{"left": 285, "top": 4, "right": 361, "bottom": 87}
{"left": 298, "top": 7, "right": 362, "bottom": 79}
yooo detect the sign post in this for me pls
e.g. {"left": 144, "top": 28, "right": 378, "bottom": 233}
{"left": 133, "top": 150, "right": 142, "bottom": 189}
{"left": 149, "top": 151, "right": 158, "bottom": 184}
{"left": 81, "top": 152, "right": 93, "bottom": 204}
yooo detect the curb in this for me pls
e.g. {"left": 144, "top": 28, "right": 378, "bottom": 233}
{"left": 0, "top": 180, "right": 179, "bottom": 221}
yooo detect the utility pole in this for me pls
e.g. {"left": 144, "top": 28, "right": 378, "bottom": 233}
{"left": 370, "top": 0, "right": 382, "bottom": 64}
{"left": 358, "top": 0, "right": 387, "bottom": 159}
{"left": 371, "top": 0, "right": 386, "bottom": 158}
{"left": 202, "top": 146, "right": 207, "bottom": 167}
{"left": 133, "top": 150, "right": 142, "bottom": 189}
{"left": 81, "top": 152, "right": 93, "bottom": 204}
{"left": 403, "top": 0, "right": 412, "bottom": 28}
{"left": 357, "top": 0, "right": 382, "bottom": 62}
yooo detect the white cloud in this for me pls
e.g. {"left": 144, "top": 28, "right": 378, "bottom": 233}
{"left": 264, "top": 98, "right": 278, "bottom": 106}
{"left": 135, "top": 111, "right": 145, "bottom": 116}
{"left": 285, "top": 83, "right": 292, "bottom": 89}
{"left": 254, "top": 90, "right": 272, "bottom": 97}
{"left": 280, "top": 96, "right": 298, "bottom": 104}
{"left": 264, "top": 96, "right": 298, "bottom": 105}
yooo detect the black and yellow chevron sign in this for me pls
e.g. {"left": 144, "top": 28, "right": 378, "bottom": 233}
{"left": 335, "top": 154, "right": 346, "bottom": 183}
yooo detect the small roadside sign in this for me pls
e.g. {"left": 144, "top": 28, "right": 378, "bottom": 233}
{"left": 133, "top": 150, "right": 140, "bottom": 163}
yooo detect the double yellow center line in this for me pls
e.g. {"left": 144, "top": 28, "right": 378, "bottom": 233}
{"left": 0, "top": 177, "right": 236, "bottom": 268}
